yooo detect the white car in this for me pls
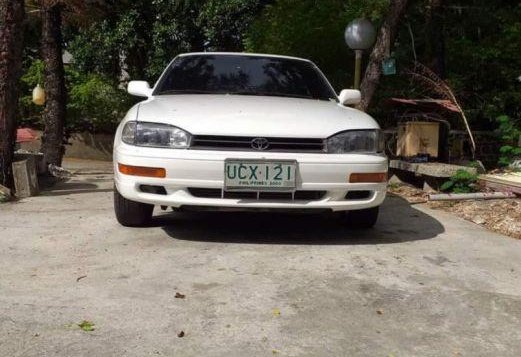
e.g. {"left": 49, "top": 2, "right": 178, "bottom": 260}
{"left": 113, "top": 52, "right": 387, "bottom": 227}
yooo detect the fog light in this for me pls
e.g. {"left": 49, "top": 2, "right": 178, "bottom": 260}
{"left": 118, "top": 163, "right": 166, "bottom": 178}
{"left": 139, "top": 185, "right": 167, "bottom": 195}
{"left": 349, "top": 172, "right": 387, "bottom": 183}
{"left": 345, "top": 190, "right": 372, "bottom": 199}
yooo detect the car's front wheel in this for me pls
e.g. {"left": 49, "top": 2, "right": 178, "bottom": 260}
{"left": 344, "top": 206, "right": 379, "bottom": 229}
{"left": 114, "top": 186, "right": 153, "bottom": 227}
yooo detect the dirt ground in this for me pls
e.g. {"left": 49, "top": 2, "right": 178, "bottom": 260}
{"left": 388, "top": 184, "right": 521, "bottom": 239}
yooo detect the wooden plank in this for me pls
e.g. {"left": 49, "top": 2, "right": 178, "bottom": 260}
{"left": 479, "top": 173, "right": 521, "bottom": 194}
{"left": 480, "top": 173, "right": 521, "bottom": 187}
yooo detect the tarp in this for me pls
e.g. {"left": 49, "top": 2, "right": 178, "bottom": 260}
{"left": 16, "top": 128, "right": 38, "bottom": 143}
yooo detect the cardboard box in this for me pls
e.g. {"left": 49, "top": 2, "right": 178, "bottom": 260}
{"left": 397, "top": 121, "right": 440, "bottom": 158}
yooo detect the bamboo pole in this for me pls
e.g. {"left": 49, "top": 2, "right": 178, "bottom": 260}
{"left": 429, "top": 192, "right": 516, "bottom": 201}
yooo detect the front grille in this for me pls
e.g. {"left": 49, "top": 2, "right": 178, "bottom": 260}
{"left": 188, "top": 188, "right": 326, "bottom": 201}
{"left": 190, "top": 135, "right": 325, "bottom": 153}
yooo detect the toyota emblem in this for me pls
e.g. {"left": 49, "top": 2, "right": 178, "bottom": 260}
{"left": 251, "top": 137, "right": 270, "bottom": 151}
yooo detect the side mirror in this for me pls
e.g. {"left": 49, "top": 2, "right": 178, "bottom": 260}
{"left": 128, "top": 81, "right": 152, "bottom": 97}
{"left": 338, "top": 89, "right": 361, "bottom": 106}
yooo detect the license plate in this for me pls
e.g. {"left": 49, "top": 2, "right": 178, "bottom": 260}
{"left": 224, "top": 160, "right": 297, "bottom": 190}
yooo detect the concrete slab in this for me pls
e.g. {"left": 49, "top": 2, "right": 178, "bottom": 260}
{"left": 390, "top": 160, "right": 478, "bottom": 178}
{"left": 1, "top": 163, "right": 520, "bottom": 356}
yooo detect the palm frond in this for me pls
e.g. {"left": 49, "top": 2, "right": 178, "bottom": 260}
{"left": 406, "top": 62, "right": 476, "bottom": 157}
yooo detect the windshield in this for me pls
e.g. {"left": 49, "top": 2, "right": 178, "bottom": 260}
{"left": 154, "top": 54, "right": 337, "bottom": 101}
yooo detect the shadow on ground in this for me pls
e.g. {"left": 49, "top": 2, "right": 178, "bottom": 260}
{"left": 155, "top": 194, "right": 444, "bottom": 245}
{"left": 39, "top": 175, "right": 113, "bottom": 196}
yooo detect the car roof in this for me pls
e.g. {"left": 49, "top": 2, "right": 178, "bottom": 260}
{"left": 177, "top": 52, "right": 312, "bottom": 63}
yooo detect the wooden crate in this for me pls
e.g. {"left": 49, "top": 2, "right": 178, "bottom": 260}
{"left": 397, "top": 121, "right": 440, "bottom": 158}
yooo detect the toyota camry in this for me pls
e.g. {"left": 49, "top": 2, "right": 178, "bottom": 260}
{"left": 113, "top": 52, "right": 388, "bottom": 227}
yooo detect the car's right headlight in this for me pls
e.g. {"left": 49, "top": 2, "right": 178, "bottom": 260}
{"left": 326, "top": 129, "right": 384, "bottom": 153}
{"left": 121, "top": 121, "right": 191, "bottom": 148}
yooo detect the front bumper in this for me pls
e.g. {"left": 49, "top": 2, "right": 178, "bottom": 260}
{"left": 114, "top": 144, "right": 388, "bottom": 212}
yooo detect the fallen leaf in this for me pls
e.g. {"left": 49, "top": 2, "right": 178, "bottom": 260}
{"left": 471, "top": 215, "right": 486, "bottom": 225}
{"left": 78, "top": 320, "right": 95, "bottom": 332}
{"left": 376, "top": 309, "right": 383, "bottom": 315}
{"left": 175, "top": 292, "right": 186, "bottom": 299}
{"left": 177, "top": 331, "right": 185, "bottom": 338}
{"left": 272, "top": 308, "right": 281, "bottom": 317}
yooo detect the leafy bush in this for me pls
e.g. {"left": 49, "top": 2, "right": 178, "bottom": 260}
{"left": 197, "top": 0, "right": 262, "bottom": 51}
{"left": 440, "top": 169, "right": 479, "bottom": 193}
{"left": 496, "top": 115, "right": 521, "bottom": 167}
{"left": 19, "top": 59, "right": 45, "bottom": 128}
{"left": 67, "top": 73, "right": 134, "bottom": 133}
{"left": 19, "top": 59, "right": 134, "bottom": 133}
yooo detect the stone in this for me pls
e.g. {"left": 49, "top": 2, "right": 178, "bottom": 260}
{"left": 471, "top": 216, "right": 486, "bottom": 225}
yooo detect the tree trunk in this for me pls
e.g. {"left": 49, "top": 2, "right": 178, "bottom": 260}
{"left": 424, "top": 0, "right": 445, "bottom": 78}
{"left": 0, "top": 0, "right": 25, "bottom": 189}
{"left": 41, "top": 4, "right": 67, "bottom": 168}
{"left": 357, "top": 0, "right": 409, "bottom": 112}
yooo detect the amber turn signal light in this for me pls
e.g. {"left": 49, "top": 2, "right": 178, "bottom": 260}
{"left": 118, "top": 163, "right": 166, "bottom": 178}
{"left": 349, "top": 172, "right": 387, "bottom": 183}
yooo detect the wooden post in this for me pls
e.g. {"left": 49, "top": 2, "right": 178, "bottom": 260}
{"left": 12, "top": 158, "right": 39, "bottom": 198}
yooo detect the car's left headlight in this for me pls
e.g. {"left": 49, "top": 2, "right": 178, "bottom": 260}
{"left": 121, "top": 121, "right": 191, "bottom": 148}
{"left": 326, "top": 129, "right": 384, "bottom": 153}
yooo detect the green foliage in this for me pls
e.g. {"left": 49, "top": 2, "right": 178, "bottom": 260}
{"left": 198, "top": 0, "right": 263, "bottom": 51}
{"left": 19, "top": 60, "right": 45, "bottom": 127}
{"left": 443, "top": 3, "right": 521, "bottom": 125}
{"left": 18, "top": 0, "right": 521, "bottom": 145}
{"left": 67, "top": 0, "right": 263, "bottom": 82}
{"left": 67, "top": 1, "right": 163, "bottom": 82}
{"left": 67, "top": 73, "right": 134, "bottom": 132}
{"left": 343, "top": 0, "right": 389, "bottom": 22}
{"left": 19, "top": 59, "right": 133, "bottom": 133}
{"left": 146, "top": 0, "right": 205, "bottom": 79}
{"left": 496, "top": 115, "right": 521, "bottom": 167}
{"left": 245, "top": 0, "right": 389, "bottom": 89}
{"left": 21, "top": 59, "right": 44, "bottom": 85}
{"left": 78, "top": 320, "right": 95, "bottom": 332}
{"left": 440, "top": 169, "right": 479, "bottom": 193}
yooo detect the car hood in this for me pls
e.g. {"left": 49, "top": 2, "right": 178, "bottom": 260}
{"left": 136, "top": 95, "right": 379, "bottom": 138}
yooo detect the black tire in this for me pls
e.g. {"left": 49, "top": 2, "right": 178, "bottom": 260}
{"left": 344, "top": 206, "right": 379, "bottom": 229}
{"left": 114, "top": 187, "right": 154, "bottom": 227}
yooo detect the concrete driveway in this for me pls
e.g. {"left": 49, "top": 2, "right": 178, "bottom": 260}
{"left": 1, "top": 161, "right": 520, "bottom": 357}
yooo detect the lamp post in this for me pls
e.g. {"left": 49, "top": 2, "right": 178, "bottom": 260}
{"left": 344, "top": 18, "right": 376, "bottom": 89}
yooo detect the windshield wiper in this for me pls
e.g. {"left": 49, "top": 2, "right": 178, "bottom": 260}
{"left": 156, "top": 89, "right": 215, "bottom": 95}
{"left": 226, "top": 91, "right": 314, "bottom": 100}
{"left": 157, "top": 89, "right": 320, "bottom": 100}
